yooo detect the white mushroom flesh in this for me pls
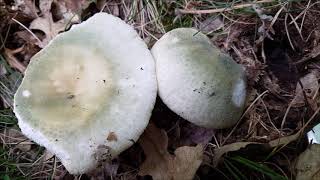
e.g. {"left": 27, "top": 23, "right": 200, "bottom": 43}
{"left": 14, "top": 13, "right": 157, "bottom": 174}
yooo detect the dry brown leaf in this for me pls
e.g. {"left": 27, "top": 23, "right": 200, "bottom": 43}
{"left": 171, "top": 145, "right": 203, "bottom": 180}
{"left": 15, "top": 30, "right": 42, "bottom": 61}
{"left": 29, "top": 16, "right": 66, "bottom": 47}
{"left": 95, "top": 0, "right": 120, "bottom": 16}
{"left": 212, "top": 142, "right": 258, "bottom": 167}
{"left": 4, "top": 47, "right": 26, "bottom": 73}
{"left": 55, "top": 0, "right": 90, "bottom": 12}
{"left": 261, "top": 75, "right": 283, "bottom": 97}
{"left": 52, "top": 0, "right": 89, "bottom": 22}
{"left": 16, "top": 30, "right": 39, "bottom": 45}
{"left": 199, "top": 16, "right": 224, "bottom": 34}
{"left": 89, "top": 160, "right": 119, "bottom": 179}
{"left": 230, "top": 43, "right": 265, "bottom": 85}
{"left": 295, "top": 44, "right": 320, "bottom": 65}
{"left": 292, "top": 71, "right": 319, "bottom": 109}
{"left": 96, "top": 0, "right": 107, "bottom": 10}
{"left": 268, "top": 131, "right": 301, "bottom": 147}
{"left": 14, "top": 0, "right": 38, "bottom": 19}
{"left": 29, "top": 0, "right": 79, "bottom": 48}
{"left": 295, "top": 144, "right": 320, "bottom": 180}
{"left": 106, "top": 132, "right": 118, "bottom": 142}
{"left": 308, "top": 44, "right": 320, "bottom": 59}
{"left": 139, "top": 123, "right": 203, "bottom": 180}
{"left": 43, "top": 150, "right": 55, "bottom": 161}
{"left": 211, "top": 132, "right": 302, "bottom": 167}
{"left": 0, "top": 63, "right": 7, "bottom": 76}
{"left": 139, "top": 123, "right": 172, "bottom": 180}
{"left": 107, "top": 3, "right": 120, "bottom": 17}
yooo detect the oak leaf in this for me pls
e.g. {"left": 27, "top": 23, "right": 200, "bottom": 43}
{"left": 292, "top": 71, "right": 319, "bottom": 110}
{"left": 139, "top": 123, "right": 203, "bottom": 180}
{"left": 29, "top": 0, "right": 81, "bottom": 48}
{"left": 296, "top": 144, "right": 320, "bottom": 180}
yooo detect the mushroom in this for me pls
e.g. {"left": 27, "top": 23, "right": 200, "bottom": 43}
{"left": 152, "top": 28, "right": 246, "bottom": 129}
{"left": 13, "top": 13, "right": 157, "bottom": 174}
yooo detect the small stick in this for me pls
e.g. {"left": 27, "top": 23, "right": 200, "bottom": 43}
{"left": 11, "top": 18, "right": 42, "bottom": 45}
{"left": 289, "top": 1, "right": 320, "bottom": 25}
{"left": 177, "top": 0, "right": 276, "bottom": 14}
{"left": 222, "top": 90, "right": 269, "bottom": 145}
{"left": 284, "top": 13, "right": 295, "bottom": 50}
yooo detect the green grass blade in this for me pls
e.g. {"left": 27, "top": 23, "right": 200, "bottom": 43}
{"left": 224, "top": 159, "right": 242, "bottom": 180}
{"left": 225, "top": 159, "right": 248, "bottom": 180}
{"left": 3, "top": 175, "right": 10, "bottom": 180}
{"left": 230, "top": 156, "right": 287, "bottom": 180}
{"left": 0, "top": 109, "right": 17, "bottom": 125}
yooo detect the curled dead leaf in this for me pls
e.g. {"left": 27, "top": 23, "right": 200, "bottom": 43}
{"left": 107, "top": 132, "right": 118, "bottom": 142}
{"left": 16, "top": 30, "right": 39, "bottom": 46}
{"left": 171, "top": 145, "right": 203, "bottom": 180}
{"left": 52, "top": 0, "right": 87, "bottom": 22}
{"left": 89, "top": 160, "right": 119, "bottom": 178}
{"left": 13, "top": 0, "right": 38, "bottom": 19}
{"left": 15, "top": 31, "right": 41, "bottom": 61}
{"left": 97, "top": 0, "right": 120, "bottom": 17}
{"left": 295, "top": 144, "right": 320, "bottom": 180}
{"left": 139, "top": 123, "right": 203, "bottom": 180}
{"left": 198, "top": 16, "right": 224, "bottom": 34}
{"left": 4, "top": 47, "right": 26, "bottom": 73}
{"left": 29, "top": 0, "right": 80, "bottom": 48}
{"left": 29, "top": 14, "right": 67, "bottom": 48}
{"left": 212, "top": 142, "right": 259, "bottom": 167}
{"left": 210, "top": 132, "right": 302, "bottom": 167}
{"left": 0, "top": 62, "right": 7, "bottom": 76}
{"left": 292, "top": 71, "right": 319, "bottom": 110}
{"left": 54, "top": 0, "right": 90, "bottom": 12}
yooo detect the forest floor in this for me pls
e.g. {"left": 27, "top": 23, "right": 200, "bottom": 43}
{"left": 1, "top": 0, "right": 320, "bottom": 179}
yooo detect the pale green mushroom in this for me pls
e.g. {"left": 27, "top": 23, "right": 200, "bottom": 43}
{"left": 13, "top": 13, "right": 157, "bottom": 174}
{"left": 152, "top": 28, "right": 246, "bottom": 129}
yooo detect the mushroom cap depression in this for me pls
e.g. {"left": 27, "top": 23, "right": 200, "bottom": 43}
{"left": 13, "top": 13, "right": 157, "bottom": 174}
{"left": 152, "top": 28, "right": 246, "bottom": 129}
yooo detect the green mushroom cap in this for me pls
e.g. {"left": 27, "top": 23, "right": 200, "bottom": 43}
{"left": 14, "top": 13, "right": 157, "bottom": 174}
{"left": 152, "top": 28, "right": 246, "bottom": 129}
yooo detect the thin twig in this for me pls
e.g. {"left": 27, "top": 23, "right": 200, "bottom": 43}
{"left": 222, "top": 90, "right": 269, "bottom": 145}
{"left": 100, "top": 2, "right": 108, "bottom": 12}
{"left": 221, "top": 13, "right": 256, "bottom": 25}
{"left": 284, "top": 13, "right": 295, "bottom": 50}
{"left": 281, "top": 100, "right": 293, "bottom": 129}
{"left": 288, "top": 13, "right": 304, "bottom": 41}
{"left": 294, "top": 56, "right": 314, "bottom": 65}
{"left": 4, "top": 47, "right": 26, "bottom": 73}
{"left": 212, "top": 133, "right": 220, "bottom": 148}
{"left": 177, "top": 0, "right": 276, "bottom": 14}
{"left": 289, "top": 1, "right": 320, "bottom": 25}
{"left": 11, "top": 18, "right": 42, "bottom": 45}
{"left": 0, "top": 20, "right": 12, "bottom": 50}
{"left": 269, "top": 5, "right": 286, "bottom": 31}
{"left": 300, "top": 0, "right": 311, "bottom": 32}
{"left": 260, "top": 97, "right": 280, "bottom": 133}
{"left": 298, "top": 105, "right": 320, "bottom": 134}
{"left": 51, "top": 156, "right": 57, "bottom": 179}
